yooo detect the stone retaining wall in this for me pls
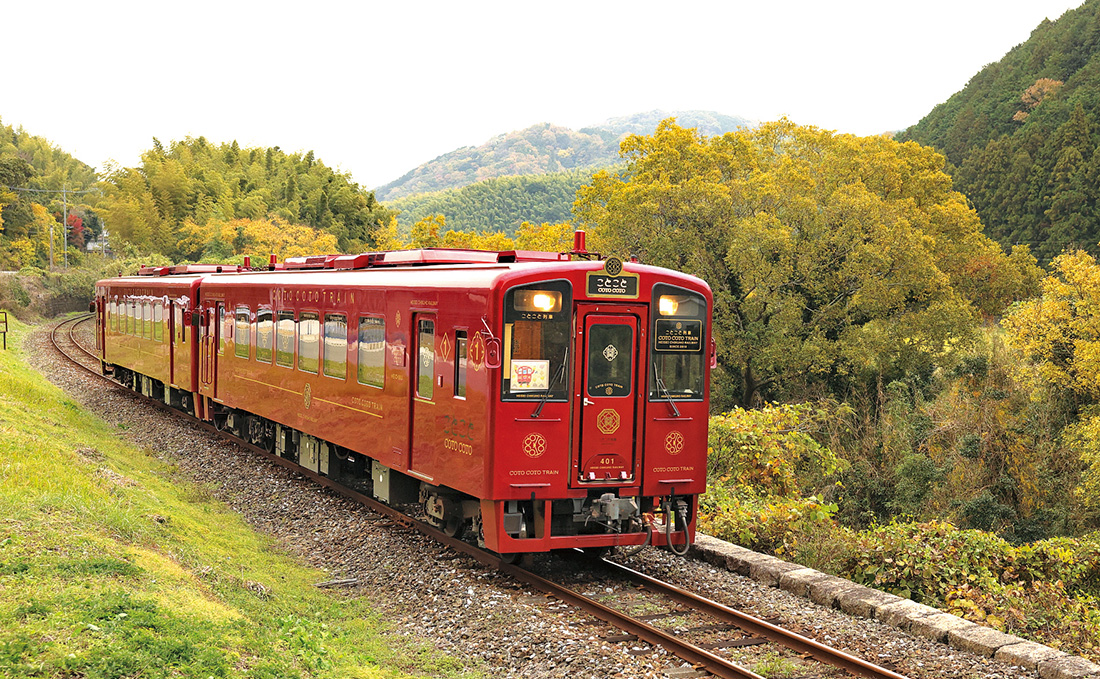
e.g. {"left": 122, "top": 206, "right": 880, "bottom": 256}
{"left": 689, "top": 533, "right": 1100, "bottom": 679}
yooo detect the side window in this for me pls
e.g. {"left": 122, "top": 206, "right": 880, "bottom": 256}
{"left": 357, "top": 316, "right": 385, "bottom": 388}
{"left": 455, "top": 330, "right": 468, "bottom": 398}
{"left": 275, "top": 310, "right": 295, "bottom": 367}
{"left": 298, "top": 311, "right": 320, "bottom": 374}
{"left": 143, "top": 302, "right": 152, "bottom": 339}
{"left": 153, "top": 301, "right": 164, "bottom": 342}
{"left": 235, "top": 306, "right": 250, "bottom": 358}
{"left": 416, "top": 317, "right": 435, "bottom": 400}
{"left": 125, "top": 300, "right": 133, "bottom": 335}
{"left": 256, "top": 308, "right": 273, "bottom": 363}
{"left": 323, "top": 313, "right": 347, "bottom": 379}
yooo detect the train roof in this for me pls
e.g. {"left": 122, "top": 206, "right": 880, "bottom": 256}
{"left": 96, "top": 247, "right": 710, "bottom": 295}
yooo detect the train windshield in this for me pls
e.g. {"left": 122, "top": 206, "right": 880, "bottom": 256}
{"left": 650, "top": 284, "right": 706, "bottom": 400}
{"left": 502, "top": 280, "right": 571, "bottom": 401}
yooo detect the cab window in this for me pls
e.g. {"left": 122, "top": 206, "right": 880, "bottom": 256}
{"left": 649, "top": 283, "right": 707, "bottom": 400}
{"left": 502, "top": 280, "right": 571, "bottom": 401}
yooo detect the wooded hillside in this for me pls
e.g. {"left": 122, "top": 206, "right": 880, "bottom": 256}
{"left": 900, "top": 0, "right": 1100, "bottom": 262}
{"left": 374, "top": 110, "right": 750, "bottom": 201}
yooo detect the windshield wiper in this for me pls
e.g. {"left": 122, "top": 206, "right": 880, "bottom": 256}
{"left": 531, "top": 346, "right": 569, "bottom": 418}
{"left": 653, "top": 360, "right": 681, "bottom": 417}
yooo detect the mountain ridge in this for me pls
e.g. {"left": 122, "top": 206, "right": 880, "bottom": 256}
{"left": 373, "top": 110, "right": 752, "bottom": 202}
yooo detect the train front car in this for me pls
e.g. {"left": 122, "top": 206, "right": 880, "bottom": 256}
{"left": 485, "top": 256, "right": 713, "bottom": 557}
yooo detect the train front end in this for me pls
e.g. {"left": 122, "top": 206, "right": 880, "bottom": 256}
{"left": 484, "top": 255, "right": 713, "bottom": 556}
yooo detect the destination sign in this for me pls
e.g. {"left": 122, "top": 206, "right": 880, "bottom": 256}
{"left": 586, "top": 272, "right": 639, "bottom": 299}
{"left": 654, "top": 319, "right": 703, "bottom": 352}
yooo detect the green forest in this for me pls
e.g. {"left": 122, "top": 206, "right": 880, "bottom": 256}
{"left": 901, "top": 0, "right": 1100, "bottom": 263}
{"left": 386, "top": 168, "right": 596, "bottom": 234}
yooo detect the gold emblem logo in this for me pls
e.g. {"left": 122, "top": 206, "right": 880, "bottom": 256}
{"left": 604, "top": 257, "right": 623, "bottom": 276}
{"left": 303, "top": 383, "right": 312, "bottom": 410}
{"left": 522, "top": 433, "right": 547, "bottom": 458}
{"left": 394, "top": 310, "right": 401, "bottom": 328}
{"left": 665, "top": 430, "right": 685, "bottom": 456}
{"left": 439, "top": 332, "right": 452, "bottom": 362}
{"left": 469, "top": 332, "right": 486, "bottom": 371}
{"left": 597, "top": 408, "right": 620, "bottom": 435}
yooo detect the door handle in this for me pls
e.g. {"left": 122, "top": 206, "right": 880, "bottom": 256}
{"left": 584, "top": 397, "right": 595, "bottom": 406}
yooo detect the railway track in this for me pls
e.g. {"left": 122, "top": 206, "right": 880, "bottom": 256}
{"left": 52, "top": 315, "right": 910, "bottom": 679}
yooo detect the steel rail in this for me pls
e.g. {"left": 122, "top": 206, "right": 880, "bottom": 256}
{"left": 48, "top": 316, "right": 909, "bottom": 679}
{"left": 596, "top": 557, "right": 910, "bottom": 679}
{"left": 49, "top": 314, "right": 98, "bottom": 372}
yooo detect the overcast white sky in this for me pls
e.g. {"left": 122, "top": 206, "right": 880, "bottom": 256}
{"left": 0, "top": 0, "right": 1085, "bottom": 189}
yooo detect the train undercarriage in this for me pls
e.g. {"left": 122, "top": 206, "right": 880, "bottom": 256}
{"left": 108, "top": 365, "right": 695, "bottom": 559}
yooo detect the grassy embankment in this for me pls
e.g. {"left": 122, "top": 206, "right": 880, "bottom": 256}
{"left": 0, "top": 315, "right": 469, "bottom": 678}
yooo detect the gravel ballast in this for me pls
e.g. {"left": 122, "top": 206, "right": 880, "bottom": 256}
{"left": 27, "top": 322, "right": 1096, "bottom": 679}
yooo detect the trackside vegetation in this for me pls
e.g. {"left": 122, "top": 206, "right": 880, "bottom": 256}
{"left": 699, "top": 404, "right": 1100, "bottom": 660}
{"left": 0, "top": 316, "right": 469, "bottom": 678}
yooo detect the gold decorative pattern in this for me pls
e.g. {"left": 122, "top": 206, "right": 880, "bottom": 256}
{"left": 665, "top": 430, "right": 685, "bottom": 456}
{"left": 597, "top": 408, "right": 620, "bottom": 435}
{"left": 439, "top": 332, "right": 452, "bottom": 362}
{"left": 522, "top": 433, "right": 547, "bottom": 458}
{"left": 303, "top": 383, "right": 312, "bottom": 410}
{"left": 469, "top": 332, "right": 486, "bottom": 371}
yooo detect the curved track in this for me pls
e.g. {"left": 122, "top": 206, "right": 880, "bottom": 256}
{"left": 50, "top": 315, "right": 910, "bottom": 679}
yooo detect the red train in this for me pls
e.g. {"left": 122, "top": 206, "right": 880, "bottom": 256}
{"left": 93, "top": 235, "right": 713, "bottom": 557}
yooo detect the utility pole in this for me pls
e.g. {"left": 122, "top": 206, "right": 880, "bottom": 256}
{"left": 5, "top": 185, "right": 99, "bottom": 269}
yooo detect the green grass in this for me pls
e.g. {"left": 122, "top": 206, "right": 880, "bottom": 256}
{"left": 0, "top": 313, "right": 473, "bottom": 679}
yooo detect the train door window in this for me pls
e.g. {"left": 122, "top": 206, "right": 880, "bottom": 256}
{"left": 586, "top": 324, "right": 634, "bottom": 397}
{"left": 143, "top": 302, "right": 153, "bottom": 339}
{"left": 298, "top": 311, "right": 320, "bottom": 374}
{"left": 256, "top": 308, "right": 273, "bottom": 363}
{"left": 323, "top": 313, "right": 347, "bottom": 380}
{"left": 234, "top": 306, "right": 251, "bottom": 359}
{"left": 109, "top": 299, "right": 117, "bottom": 333}
{"left": 275, "top": 310, "right": 295, "bottom": 367}
{"left": 356, "top": 315, "right": 385, "bottom": 388}
{"left": 217, "top": 304, "right": 227, "bottom": 355}
{"left": 153, "top": 301, "right": 164, "bottom": 342}
{"left": 173, "top": 303, "right": 183, "bottom": 346}
{"left": 124, "top": 300, "right": 132, "bottom": 335}
{"left": 416, "top": 317, "right": 435, "bottom": 400}
{"left": 455, "top": 330, "right": 468, "bottom": 398}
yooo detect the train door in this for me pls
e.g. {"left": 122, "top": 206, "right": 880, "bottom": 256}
{"left": 573, "top": 306, "right": 641, "bottom": 482}
{"left": 95, "top": 292, "right": 105, "bottom": 355}
{"left": 168, "top": 301, "right": 178, "bottom": 387}
{"left": 199, "top": 302, "right": 221, "bottom": 400}
{"left": 409, "top": 313, "right": 436, "bottom": 476}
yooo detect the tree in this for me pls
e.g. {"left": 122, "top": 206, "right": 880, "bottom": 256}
{"left": 575, "top": 119, "right": 1029, "bottom": 408}
{"left": 1002, "top": 249, "right": 1100, "bottom": 401}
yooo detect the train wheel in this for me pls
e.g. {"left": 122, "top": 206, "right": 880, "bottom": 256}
{"left": 443, "top": 514, "right": 465, "bottom": 539}
{"left": 501, "top": 552, "right": 524, "bottom": 565}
